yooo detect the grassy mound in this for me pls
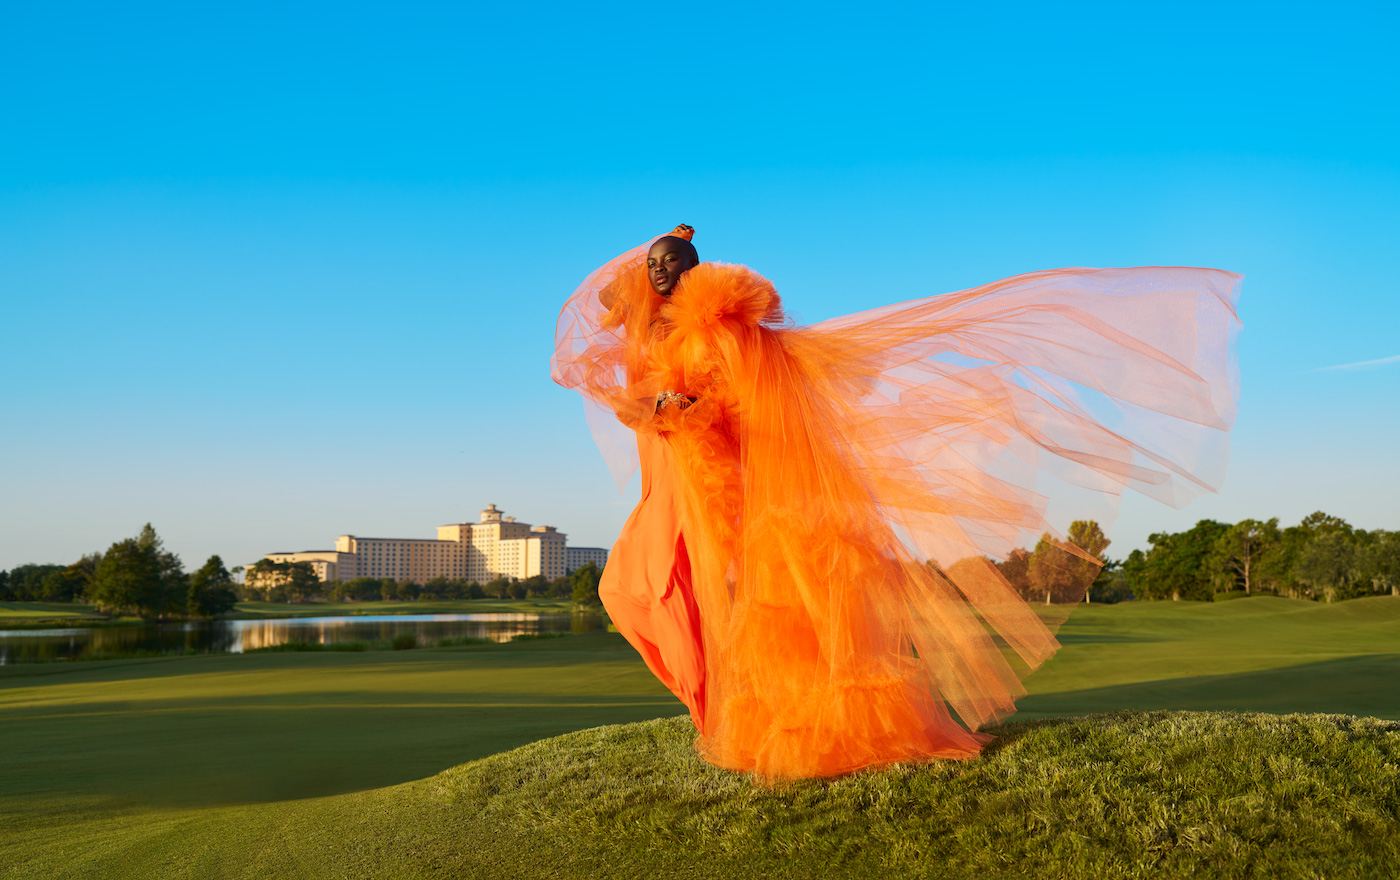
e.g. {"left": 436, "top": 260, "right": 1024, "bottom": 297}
{"left": 16, "top": 710, "right": 1396, "bottom": 880}
{"left": 424, "top": 711, "right": 1400, "bottom": 879}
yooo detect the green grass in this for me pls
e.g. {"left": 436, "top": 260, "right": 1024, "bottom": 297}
{"left": 0, "top": 602, "right": 109, "bottom": 626}
{"left": 1019, "top": 596, "right": 1400, "bottom": 720}
{"left": 5, "top": 711, "right": 1397, "bottom": 879}
{"left": 0, "top": 601, "right": 101, "bottom": 620}
{"left": 244, "top": 639, "right": 376, "bottom": 653}
{"left": 3, "top": 597, "right": 1399, "bottom": 878}
{"left": 435, "top": 635, "right": 494, "bottom": 648}
{"left": 409, "top": 711, "right": 1400, "bottom": 878}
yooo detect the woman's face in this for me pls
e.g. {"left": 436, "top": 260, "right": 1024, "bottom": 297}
{"left": 647, "top": 238, "right": 697, "bottom": 296}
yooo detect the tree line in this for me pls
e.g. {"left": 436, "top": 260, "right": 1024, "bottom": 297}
{"left": 987, "top": 510, "right": 1399, "bottom": 604}
{"left": 9, "top": 509, "right": 1391, "bottom": 616}
{"left": 243, "top": 559, "right": 604, "bottom": 607}
{"left": 2, "top": 525, "right": 606, "bottom": 619}
{"left": 1120, "top": 512, "right": 1399, "bottom": 602}
{"left": 0, "top": 524, "right": 239, "bottom": 618}
{"left": 983, "top": 510, "right": 1399, "bottom": 605}
{"left": 991, "top": 520, "right": 1126, "bottom": 604}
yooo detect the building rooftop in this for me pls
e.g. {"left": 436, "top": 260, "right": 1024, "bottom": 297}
{"left": 351, "top": 537, "right": 456, "bottom": 543}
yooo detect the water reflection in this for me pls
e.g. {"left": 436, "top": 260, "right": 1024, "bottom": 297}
{"left": 0, "top": 612, "right": 606, "bottom": 663}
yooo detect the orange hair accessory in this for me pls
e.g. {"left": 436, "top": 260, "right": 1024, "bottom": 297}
{"left": 666, "top": 224, "right": 695, "bottom": 241}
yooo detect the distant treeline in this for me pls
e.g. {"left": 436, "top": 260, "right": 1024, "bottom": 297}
{"left": 0, "top": 529, "right": 606, "bottom": 619}
{"left": 244, "top": 558, "right": 603, "bottom": 607}
{"left": 7, "top": 511, "right": 1394, "bottom": 616}
{"left": 991, "top": 520, "right": 1123, "bottom": 604}
{"left": 0, "top": 524, "right": 238, "bottom": 618}
{"left": 1118, "top": 512, "right": 1399, "bottom": 602}
{"left": 992, "top": 511, "right": 1397, "bottom": 604}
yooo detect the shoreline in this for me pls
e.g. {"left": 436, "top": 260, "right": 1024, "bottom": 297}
{"left": 0, "top": 598, "right": 593, "bottom": 629}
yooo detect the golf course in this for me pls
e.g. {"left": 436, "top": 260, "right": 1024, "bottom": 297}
{"left": 3, "top": 596, "right": 1398, "bottom": 878}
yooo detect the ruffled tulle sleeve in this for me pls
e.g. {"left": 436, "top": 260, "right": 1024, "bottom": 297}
{"left": 550, "top": 237, "right": 656, "bottom": 491}
{"left": 656, "top": 263, "right": 785, "bottom": 389}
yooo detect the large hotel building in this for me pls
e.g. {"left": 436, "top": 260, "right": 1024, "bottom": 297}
{"left": 254, "top": 504, "right": 609, "bottom": 586}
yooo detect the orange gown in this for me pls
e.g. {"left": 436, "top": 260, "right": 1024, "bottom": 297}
{"left": 552, "top": 231, "right": 1240, "bottom": 780}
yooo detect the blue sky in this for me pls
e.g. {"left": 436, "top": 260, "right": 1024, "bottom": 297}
{"left": 2, "top": 1, "right": 1397, "bottom": 572}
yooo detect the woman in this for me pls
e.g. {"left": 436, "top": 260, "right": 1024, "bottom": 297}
{"left": 553, "top": 225, "right": 1240, "bottom": 780}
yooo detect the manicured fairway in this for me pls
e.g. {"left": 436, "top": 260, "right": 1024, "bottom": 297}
{"left": 0, "top": 635, "right": 675, "bottom": 811}
{"left": 1019, "top": 595, "right": 1400, "bottom": 720}
{"left": 2, "top": 597, "right": 1398, "bottom": 879}
{"left": 0, "top": 601, "right": 105, "bottom": 621}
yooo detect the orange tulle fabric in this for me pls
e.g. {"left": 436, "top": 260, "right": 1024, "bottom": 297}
{"left": 551, "top": 232, "right": 1241, "bottom": 781}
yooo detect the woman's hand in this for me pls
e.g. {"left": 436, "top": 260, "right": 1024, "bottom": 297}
{"left": 656, "top": 391, "right": 697, "bottom": 412}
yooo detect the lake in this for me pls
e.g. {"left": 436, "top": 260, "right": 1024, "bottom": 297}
{"left": 0, "top": 612, "right": 608, "bottom": 663}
